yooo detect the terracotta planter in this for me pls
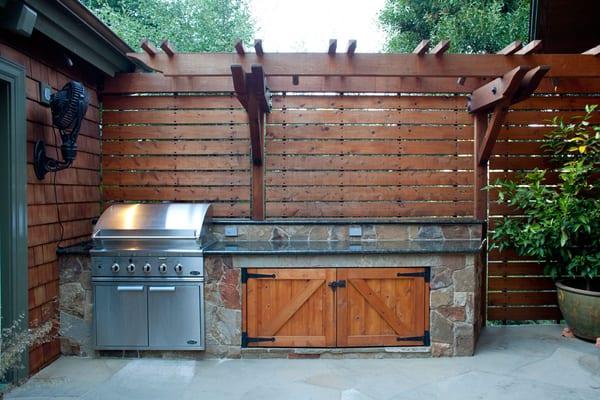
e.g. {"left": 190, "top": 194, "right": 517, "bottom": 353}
{"left": 556, "top": 279, "right": 600, "bottom": 341}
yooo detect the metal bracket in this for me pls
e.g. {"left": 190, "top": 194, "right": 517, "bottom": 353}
{"left": 328, "top": 280, "right": 346, "bottom": 291}
{"left": 241, "top": 332, "right": 275, "bottom": 347}
{"left": 396, "top": 269, "right": 430, "bottom": 283}
{"left": 396, "top": 330, "right": 430, "bottom": 346}
{"left": 241, "top": 269, "right": 276, "bottom": 283}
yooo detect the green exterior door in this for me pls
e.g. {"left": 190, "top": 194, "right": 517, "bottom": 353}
{"left": 0, "top": 56, "right": 28, "bottom": 382}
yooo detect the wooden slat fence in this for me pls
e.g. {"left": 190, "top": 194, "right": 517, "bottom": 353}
{"left": 102, "top": 54, "right": 599, "bottom": 322}
{"left": 102, "top": 93, "right": 251, "bottom": 218}
{"left": 488, "top": 94, "right": 600, "bottom": 322}
{"left": 265, "top": 94, "right": 472, "bottom": 218}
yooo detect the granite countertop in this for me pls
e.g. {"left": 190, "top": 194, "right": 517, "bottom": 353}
{"left": 57, "top": 239, "right": 483, "bottom": 256}
{"left": 203, "top": 240, "right": 483, "bottom": 255}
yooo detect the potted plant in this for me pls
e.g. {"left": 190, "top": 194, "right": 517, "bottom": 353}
{"left": 490, "top": 104, "right": 600, "bottom": 341}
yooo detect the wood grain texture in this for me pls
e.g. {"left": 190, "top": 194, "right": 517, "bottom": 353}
{"left": 337, "top": 268, "right": 428, "bottom": 347}
{"left": 126, "top": 52, "right": 600, "bottom": 78}
{"left": 245, "top": 268, "right": 336, "bottom": 347}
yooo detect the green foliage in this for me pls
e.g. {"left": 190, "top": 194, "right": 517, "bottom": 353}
{"left": 378, "top": 0, "right": 529, "bottom": 53}
{"left": 489, "top": 106, "right": 600, "bottom": 280}
{"left": 81, "top": 0, "right": 254, "bottom": 52}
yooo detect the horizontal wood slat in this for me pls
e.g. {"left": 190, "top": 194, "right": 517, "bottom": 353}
{"left": 267, "top": 186, "right": 472, "bottom": 202}
{"left": 103, "top": 109, "right": 248, "bottom": 124}
{"left": 266, "top": 140, "right": 471, "bottom": 155}
{"left": 267, "top": 110, "right": 470, "bottom": 124}
{"left": 266, "top": 125, "right": 472, "bottom": 140}
{"left": 266, "top": 171, "right": 473, "bottom": 186}
{"left": 268, "top": 155, "right": 473, "bottom": 171}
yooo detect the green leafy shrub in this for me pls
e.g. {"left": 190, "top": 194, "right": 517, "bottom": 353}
{"left": 490, "top": 105, "right": 600, "bottom": 284}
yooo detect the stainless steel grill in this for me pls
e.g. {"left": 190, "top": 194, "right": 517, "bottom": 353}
{"left": 90, "top": 203, "right": 212, "bottom": 350}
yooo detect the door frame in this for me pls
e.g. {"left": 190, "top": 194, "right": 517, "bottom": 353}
{"left": 0, "top": 56, "right": 29, "bottom": 381}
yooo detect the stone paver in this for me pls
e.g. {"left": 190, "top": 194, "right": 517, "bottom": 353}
{"left": 6, "top": 324, "right": 600, "bottom": 400}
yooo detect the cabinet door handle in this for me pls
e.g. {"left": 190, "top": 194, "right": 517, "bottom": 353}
{"left": 149, "top": 286, "right": 176, "bottom": 292}
{"left": 117, "top": 285, "right": 144, "bottom": 292}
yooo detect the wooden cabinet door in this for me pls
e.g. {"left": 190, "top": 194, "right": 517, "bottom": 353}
{"left": 245, "top": 268, "right": 336, "bottom": 347}
{"left": 336, "top": 268, "right": 429, "bottom": 347}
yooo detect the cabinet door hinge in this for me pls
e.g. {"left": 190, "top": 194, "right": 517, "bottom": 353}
{"left": 241, "top": 269, "right": 276, "bottom": 283}
{"left": 396, "top": 268, "right": 430, "bottom": 283}
{"left": 241, "top": 332, "right": 275, "bottom": 347}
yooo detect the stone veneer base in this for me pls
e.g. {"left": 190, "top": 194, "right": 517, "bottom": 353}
{"left": 58, "top": 222, "right": 483, "bottom": 359}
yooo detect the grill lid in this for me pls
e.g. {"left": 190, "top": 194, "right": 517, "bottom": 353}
{"left": 93, "top": 203, "right": 212, "bottom": 242}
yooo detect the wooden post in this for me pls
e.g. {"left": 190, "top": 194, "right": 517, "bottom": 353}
{"left": 473, "top": 112, "right": 489, "bottom": 329}
{"left": 251, "top": 113, "right": 266, "bottom": 220}
{"left": 230, "top": 64, "right": 272, "bottom": 220}
{"left": 473, "top": 113, "right": 488, "bottom": 220}
{"left": 468, "top": 64, "right": 549, "bottom": 328}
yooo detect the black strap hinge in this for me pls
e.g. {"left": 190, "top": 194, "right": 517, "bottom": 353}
{"left": 241, "top": 332, "right": 275, "bottom": 347}
{"left": 396, "top": 330, "right": 430, "bottom": 346}
{"left": 396, "top": 268, "right": 430, "bottom": 283}
{"left": 241, "top": 269, "right": 276, "bottom": 283}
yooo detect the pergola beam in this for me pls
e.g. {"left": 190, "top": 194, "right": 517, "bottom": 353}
{"left": 140, "top": 39, "right": 158, "bottom": 56}
{"left": 515, "top": 40, "right": 542, "bottom": 55}
{"left": 512, "top": 65, "right": 550, "bottom": 104}
{"left": 430, "top": 40, "right": 450, "bottom": 55}
{"left": 347, "top": 40, "right": 357, "bottom": 55}
{"left": 254, "top": 39, "right": 264, "bottom": 56}
{"left": 497, "top": 40, "right": 523, "bottom": 55}
{"left": 127, "top": 52, "right": 600, "bottom": 77}
{"left": 328, "top": 39, "right": 337, "bottom": 55}
{"left": 159, "top": 40, "right": 175, "bottom": 57}
{"left": 468, "top": 64, "right": 549, "bottom": 165}
{"left": 467, "top": 66, "right": 529, "bottom": 113}
{"left": 234, "top": 40, "right": 245, "bottom": 55}
{"left": 413, "top": 39, "right": 430, "bottom": 55}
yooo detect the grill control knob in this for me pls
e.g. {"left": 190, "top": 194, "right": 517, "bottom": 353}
{"left": 143, "top": 263, "right": 151, "bottom": 273}
{"left": 159, "top": 263, "right": 168, "bottom": 274}
{"left": 174, "top": 264, "right": 183, "bottom": 274}
{"left": 126, "top": 263, "right": 136, "bottom": 273}
{"left": 111, "top": 263, "right": 120, "bottom": 273}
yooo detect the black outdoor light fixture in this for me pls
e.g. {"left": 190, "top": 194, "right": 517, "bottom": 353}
{"left": 34, "top": 81, "right": 89, "bottom": 180}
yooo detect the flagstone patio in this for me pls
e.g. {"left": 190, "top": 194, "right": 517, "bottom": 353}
{"left": 6, "top": 324, "right": 600, "bottom": 400}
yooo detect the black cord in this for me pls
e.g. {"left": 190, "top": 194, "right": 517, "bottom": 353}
{"left": 52, "top": 126, "right": 65, "bottom": 249}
